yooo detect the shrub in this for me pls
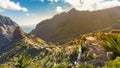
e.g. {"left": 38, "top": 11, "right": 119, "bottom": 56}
{"left": 54, "top": 63, "right": 73, "bottom": 68}
{"left": 104, "top": 57, "right": 120, "bottom": 68}
{"left": 76, "top": 62, "right": 93, "bottom": 68}
{"left": 13, "top": 55, "right": 31, "bottom": 68}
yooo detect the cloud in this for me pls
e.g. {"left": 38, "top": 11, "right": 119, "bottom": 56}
{"left": 56, "top": 6, "right": 64, "bottom": 13}
{"left": 30, "top": 0, "right": 44, "bottom": 2}
{"left": 26, "top": 13, "right": 35, "bottom": 16}
{"left": 31, "top": 0, "right": 59, "bottom": 3}
{"left": 40, "top": 0, "right": 44, "bottom": 2}
{"left": 0, "top": 0, "right": 28, "bottom": 12}
{"left": 26, "top": 13, "right": 30, "bottom": 16}
{"left": 48, "top": 0, "right": 59, "bottom": 3}
{"left": 64, "top": 0, "right": 81, "bottom": 7}
{"left": 64, "top": 0, "right": 120, "bottom": 11}
{"left": 0, "top": 10, "right": 4, "bottom": 12}
{"left": 54, "top": 0, "right": 59, "bottom": 2}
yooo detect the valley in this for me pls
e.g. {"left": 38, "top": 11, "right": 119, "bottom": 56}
{"left": 0, "top": 6, "right": 120, "bottom": 68}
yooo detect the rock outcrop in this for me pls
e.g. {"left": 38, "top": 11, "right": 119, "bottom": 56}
{"left": 12, "top": 26, "right": 26, "bottom": 41}
{"left": 0, "top": 15, "right": 18, "bottom": 47}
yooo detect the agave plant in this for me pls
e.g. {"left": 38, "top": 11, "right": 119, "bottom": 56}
{"left": 100, "top": 33, "right": 120, "bottom": 57}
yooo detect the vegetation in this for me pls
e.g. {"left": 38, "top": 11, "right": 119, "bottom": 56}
{"left": 100, "top": 33, "right": 120, "bottom": 57}
{"left": 104, "top": 57, "right": 120, "bottom": 68}
{"left": 76, "top": 62, "right": 93, "bottom": 68}
{"left": 1, "top": 32, "right": 120, "bottom": 68}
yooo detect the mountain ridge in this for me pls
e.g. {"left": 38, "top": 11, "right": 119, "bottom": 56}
{"left": 0, "top": 14, "right": 18, "bottom": 47}
{"left": 31, "top": 6, "right": 120, "bottom": 44}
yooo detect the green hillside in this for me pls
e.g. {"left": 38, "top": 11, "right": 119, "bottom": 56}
{"left": 0, "top": 34, "right": 47, "bottom": 64}
{"left": 1, "top": 32, "right": 120, "bottom": 68}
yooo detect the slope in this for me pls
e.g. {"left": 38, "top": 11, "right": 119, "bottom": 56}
{"left": 31, "top": 7, "right": 120, "bottom": 44}
{"left": 0, "top": 15, "right": 18, "bottom": 48}
{"left": 0, "top": 26, "right": 48, "bottom": 64}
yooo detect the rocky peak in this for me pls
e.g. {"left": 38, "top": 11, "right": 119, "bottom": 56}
{"left": 0, "top": 15, "right": 18, "bottom": 34}
{"left": 0, "top": 15, "right": 16, "bottom": 26}
{"left": 69, "top": 8, "right": 77, "bottom": 12}
{"left": 12, "top": 26, "right": 26, "bottom": 41}
{"left": 0, "top": 15, "right": 18, "bottom": 46}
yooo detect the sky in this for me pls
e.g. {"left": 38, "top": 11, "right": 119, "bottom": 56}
{"left": 0, "top": 0, "right": 120, "bottom": 33}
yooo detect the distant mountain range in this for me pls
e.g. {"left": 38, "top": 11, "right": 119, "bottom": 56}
{"left": 31, "top": 6, "right": 120, "bottom": 44}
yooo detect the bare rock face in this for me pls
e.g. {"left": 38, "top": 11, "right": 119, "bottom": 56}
{"left": 12, "top": 26, "right": 26, "bottom": 41}
{"left": 0, "top": 15, "right": 18, "bottom": 47}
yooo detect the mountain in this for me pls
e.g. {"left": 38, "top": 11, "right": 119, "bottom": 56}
{"left": 0, "top": 25, "right": 47, "bottom": 64}
{"left": 0, "top": 14, "right": 119, "bottom": 67}
{"left": 12, "top": 26, "right": 26, "bottom": 41}
{"left": 0, "top": 15, "right": 48, "bottom": 64}
{"left": 31, "top": 7, "right": 120, "bottom": 44}
{"left": 0, "top": 15, "right": 18, "bottom": 48}
{"left": 0, "top": 33, "right": 47, "bottom": 64}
